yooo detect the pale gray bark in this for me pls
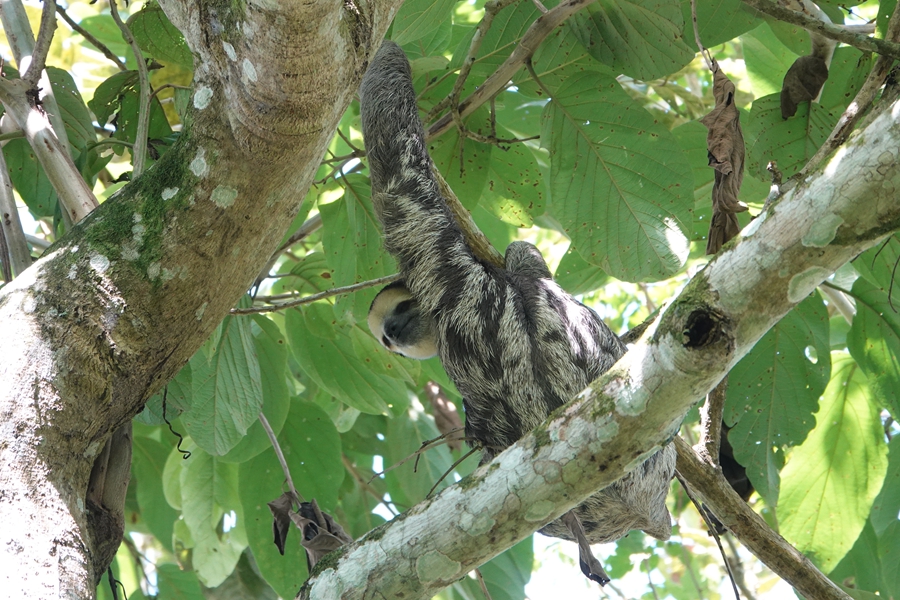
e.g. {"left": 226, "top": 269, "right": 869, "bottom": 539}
{"left": 299, "top": 99, "right": 900, "bottom": 600}
{"left": 0, "top": 0, "right": 401, "bottom": 596}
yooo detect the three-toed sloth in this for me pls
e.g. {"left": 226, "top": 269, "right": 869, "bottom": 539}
{"left": 360, "top": 41, "right": 675, "bottom": 563}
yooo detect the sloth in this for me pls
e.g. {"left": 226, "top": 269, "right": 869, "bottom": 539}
{"left": 360, "top": 41, "right": 675, "bottom": 583}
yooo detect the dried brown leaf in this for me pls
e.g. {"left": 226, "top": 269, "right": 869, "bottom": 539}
{"left": 781, "top": 55, "right": 829, "bottom": 119}
{"left": 290, "top": 499, "right": 354, "bottom": 571}
{"left": 699, "top": 64, "right": 748, "bottom": 255}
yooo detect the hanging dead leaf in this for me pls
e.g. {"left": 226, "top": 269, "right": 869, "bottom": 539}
{"left": 699, "top": 62, "right": 748, "bottom": 255}
{"left": 781, "top": 55, "right": 829, "bottom": 119}
{"left": 425, "top": 381, "right": 464, "bottom": 451}
{"left": 267, "top": 495, "right": 353, "bottom": 570}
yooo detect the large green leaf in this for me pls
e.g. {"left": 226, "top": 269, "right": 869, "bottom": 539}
{"left": 679, "top": 0, "right": 760, "bottom": 49}
{"left": 156, "top": 564, "right": 204, "bottom": 600}
{"left": 554, "top": 246, "right": 609, "bottom": 296}
{"left": 746, "top": 93, "right": 836, "bottom": 180}
{"left": 132, "top": 436, "right": 180, "bottom": 552}
{"left": 47, "top": 67, "right": 96, "bottom": 153}
{"left": 853, "top": 234, "right": 900, "bottom": 312}
{"left": 542, "top": 72, "right": 692, "bottom": 282}
{"left": 780, "top": 354, "right": 888, "bottom": 574}
{"left": 239, "top": 400, "right": 343, "bottom": 597}
{"left": 819, "top": 48, "right": 872, "bottom": 117}
{"left": 179, "top": 449, "right": 247, "bottom": 586}
{"left": 443, "top": 537, "right": 534, "bottom": 600}
{"left": 430, "top": 105, "right": 493, "bottom": 210}
{"left": 567, "top": 0, "right": 694, "bottom": 80}
{"left": 741, "top": 24, "right": 798, "bottom": 97}
{"left": 3, "top": 138, "right": 57, "bottom": 218}
{"left": 725, "top": 292, "right": 831, "bottom": 503}
{"left": 220, "top": 316, "right": 292, "bottom": 463}
{"left": 480, "top": 126, "right": 546, "bottom": 227}
{"left": 847, "top": 278, "right": 900, "bottom": 421}
{"left": 870, "top": 436, "right": 900, "bottom": 536}
{"left": 320, "top": 174, "right": 396, "bottom": 322}
{"left": 128, "top": 5, "right": 193, "bottom": 70}
{"left": 383, "top": 401, "right": 456, "bottom": 509}
{"left": 829, "top": 521, "right": 886, "bottom": 596}
{"left": 183, "top": 316, "right": 264, "bottom": 456}
{"left": 287, "top": 308, "right": 400, "bottom": 415}
{"left": 392, "top": 0, "right": 457, "bottom": 45}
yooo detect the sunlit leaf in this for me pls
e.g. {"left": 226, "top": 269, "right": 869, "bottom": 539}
{"left": 725, "top": 292, "right": 831, "bottom": 503}
{"left": 780, "top": 354, "right": 888, "bottom": 573}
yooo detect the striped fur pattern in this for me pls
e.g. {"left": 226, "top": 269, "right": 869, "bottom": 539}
{"left": 359, "top": 41, "right": 675, "bottom": 545}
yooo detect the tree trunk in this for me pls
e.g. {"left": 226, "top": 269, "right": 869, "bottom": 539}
{"left": 0, "top": 1, "right": 400, "bottom": 596}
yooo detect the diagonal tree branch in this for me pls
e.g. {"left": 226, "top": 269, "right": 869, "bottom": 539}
{"left": 300, "top": 89, "right": 900, "bottom": 600}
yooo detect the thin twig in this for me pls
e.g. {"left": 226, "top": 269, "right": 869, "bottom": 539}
{"left": 22, "top": 0, "right": 57, "bottom": 86}
{"left": 109, "top": 0, "right": 151, "bottom": 177}
{"left": 791, "top": 3, "right": 900, "bottom": 186}
{"left": 369, "top": 428, "right": 471, "bottom": 483}
{"left": 149, "top": 83, "right": 192, "bottom": 100}
{"left": 426, "top": 446, "right": 480, "bottom": 498}
{"left": 740, "top": 0, "right": 900, "bottom": 59}
{"left": 0, "top": 146, "right": 31, "bottom": 276}
{"left": 427, "top": 0, "right": 596, "bottom": 140}
{"left": 342, "top": 455, "right": 398, "bottom": 516}
{"left": 674, "top": 437, "right": 850, "bottom": 600}
{"left": 675, "top": 470, "right": 741, "bottom": 600}
{"left": 233, "top": 273, "right": 402, "bottom": 315}
{"left": 56, "top": 4, "right": 127, "bottom": 70}
{"left": 690, "top": 0, "right": 714, "bottom": 70}
{"left": 475, "top": 568, "right": 494, "bottom": 600}
{"left": 259, "top": 411, "right": 303, "bottom": 507}
{"left": 698, "top": 379, "right": 727, "bottom": 465}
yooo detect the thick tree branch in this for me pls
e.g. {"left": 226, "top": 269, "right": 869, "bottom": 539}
{"left": 741, "top": 0, "right": 900, "bottom": 59}
{"left": 300, "top": 94, "right": 900, "bottom": 600}
{"left": 0, "top": 0, "right": 403, "bottom": 595}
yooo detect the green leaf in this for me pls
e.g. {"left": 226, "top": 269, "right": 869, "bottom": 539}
{"left": 542, "top": 71, "right": 693, "bottom": 282}
{"left": 286, "top": 251, "right": 334, "bottom": 296}
{"left": 3, "top": 138, "right": 57, "bottom": 218}
{"left": 480, "top": 127, "right": 546, "bottom": 227}
{"left": 819, "top": 48, "right": 872, "bottom": 120}
{"left": 780, "top": 354, "right": 889, "bottom": 573}
{"left": 179, "top": 449, "right": 246, "bottom": 586}
{"left": 220, "top": 316, "right": 292, "bottom": 463}
{"left": 880, "top": 521, "right": 900, "bottom": 597}
{"left": 392, "top": 0, "right": 457, "bottom": 45}
{"left": 46, "top": 67, "right": 96, "bottom": 153}
{"left": 137, "top": 361, "right": 192, "bottom": 425}
{"left": 156, "top": 564, "right": 205, "bottom": 600}
{"left": 320, "top": 174, "right": 396, "bottom": 322}
{"left": 128, "top": 5, "right": 194, "bottom": 70}
{"left": 679, "top": 0, "right": 760, "bottom": 49}
{"left": 870, "top": 437, "right": 900, "bottom": 536}
{"left": 239, "top": 401, "right": 343, "bottom": 597}
{"left": 383, "top": 402, "right": 455, "bottom": 508}
{"left": 853, "top": 234, "right": 900, "bottom": 314}
{"left": 77, "top": 15, "right": 130, "bottom": 58}
{"left": 183, "top": 316, "right": 264, "bottom": 455}
{"left": 742, "top": 23, "right": 798, "bottom": 97}
{"left": 89, "top": 71, "right": 140, "bottom": 128}
{"left": 554, "top": 246, "right": 609, "bottom": 295}
{"left": 568, "top": 0, "right": 694, "bottom": 80}
{"left": 132, "top": 436, "right": 180, "bottom": 551}
{"left": 725, "top": 292, "right": 831, "bottom": 503}
{"left": 830, "top": 520, "right": 886, "bottom": 596}
{"left": 746, "top": 93, "right": 835, "bottom": 180}
{"left": 478, "top": 537, "right": 534, "bottom": 600}
{"left": 287, "top": 308, "right": 399, "bottom": 415}
{"left": 430, "top": 105, "right": 493, "bottom": 210}
{"left": 847, "top": 277, "right": 900, "bottom": 421}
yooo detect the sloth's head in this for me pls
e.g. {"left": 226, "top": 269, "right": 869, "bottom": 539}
{"left": 367, "top": 282, "right": 438, "bottom": 360}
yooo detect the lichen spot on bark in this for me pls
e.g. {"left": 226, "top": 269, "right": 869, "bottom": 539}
{"left": 190, "top": 148, "right": 209, "bottom": 178}
{"left": 524, "top": 500, "right": 556, "bottom": 523}
{"left": 196, "top": 302, "right": 208, "bottom": 320}
{"left": 788, "top": 266, "right": 830, "bottom": 303}
{"left": 242, "top": 59, "right": 257, "bottom": 82}
{"left": 801, "top": 213, "right": 843, "bottom": 247}
{"left": 212, "top": 186, "right": 238, "bottom": 209}
{"left": 162, "top": 187, "right": 179, "bottom": 201}
{"left": 458, "top": 509, "right": 496, "bottom": 537}
{"left": 415, "top": 550, "right": 461, "bottom": 583}
{"left": 605, "top": 377, "right": 649, "bottom": 417}
{"left": 222, "top": 41, "right": 237, "bottom": 61}
{"left": 194, "top": 86, "right": 213, "bottom": 110}
{"left": 90, "top": 254, "right": 110, "bottom": 274}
